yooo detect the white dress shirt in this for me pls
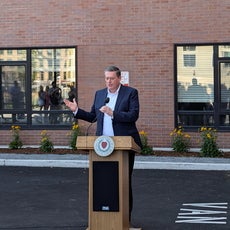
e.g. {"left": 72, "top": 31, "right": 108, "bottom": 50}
{"left": 102, "top": 85, "right": 120, "bottom": 136}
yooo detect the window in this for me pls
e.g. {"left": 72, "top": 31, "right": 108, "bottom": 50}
{"left": 0, "top": 47, "right": 76, "bottom": 129}
{"left": 183, "top": 54, "right": 196, "bottom": 67}
{"left": 176, "top": 44, "right": 230, "bottom": 130}
{"left": 7, "top": 50, "right": 13, "bottom": 55}
{"left": 183, "top": 46, "right": 196, "bottom": 51}
{"left": 223, "top": 52, "right": 230, "bottom": 57}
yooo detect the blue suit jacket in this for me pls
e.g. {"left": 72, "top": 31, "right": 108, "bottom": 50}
{"left": 76, "top": 84, "right": 142, "bottom": 148}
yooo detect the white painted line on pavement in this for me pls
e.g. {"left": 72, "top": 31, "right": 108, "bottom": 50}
{"left": 134, "top": 161, "right": 230, "bottom": 170}
{"left": 2, "top": 159, "right": 89, "bottom": 168}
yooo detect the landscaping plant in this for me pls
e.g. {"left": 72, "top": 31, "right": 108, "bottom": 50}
{"left": 199, "top": 126, "right": 222, "bottom": 157}
{"left": 9, "top": 125, "right": 23, "bottom": 149}
{"left": 170, "top": 126, "right": 190, "bottom": 153}
{"left": 39, "top": 130, "right": 54, "bottom": 152}
{"left": 139, "top": 130, "right": 153, "bottom": 155}
{"left": 69, "top": 122, "right": 80, "bottom": 150}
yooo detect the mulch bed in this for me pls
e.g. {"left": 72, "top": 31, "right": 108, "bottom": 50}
{"left": 0, "top": 148, "right": 86, "bottom": 155}
{"left": 151, "top": 151, "right": 230, "bottom": 158}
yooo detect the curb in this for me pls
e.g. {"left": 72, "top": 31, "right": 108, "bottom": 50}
{"left": 1, "top": 154, "right": 230, "bottom": 170}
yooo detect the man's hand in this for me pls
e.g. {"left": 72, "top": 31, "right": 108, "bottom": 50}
{"left": 64, "top": 98, "right": 78, "bottom": 112}
{"left": 99, "top": 105, "right": 113, "bottom": 117}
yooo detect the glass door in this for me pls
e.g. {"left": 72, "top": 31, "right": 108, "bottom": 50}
{"left": 219, "top": 62, "right": 230, "bottom": 126}
{"left": 0, "top": 65, "right": 26, "bottom": 124}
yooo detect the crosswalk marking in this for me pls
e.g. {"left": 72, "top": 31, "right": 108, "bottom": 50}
{"left": 175, "top": 202, "right": 228, "bottom": 224}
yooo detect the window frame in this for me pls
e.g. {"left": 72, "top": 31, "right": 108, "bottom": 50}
{"left": 0, "top": 46, "right": 77, "bottom": 130}
{"left": 175, "top": 43, "right": 230, "bottom": 131}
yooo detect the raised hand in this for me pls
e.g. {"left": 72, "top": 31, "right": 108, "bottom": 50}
{"left": 64, "top": 98, "right": 78, "bottom": 112}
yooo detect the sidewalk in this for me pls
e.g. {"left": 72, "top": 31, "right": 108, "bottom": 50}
{"left": 1, "top": 153, "right": 230, "bottom": 170}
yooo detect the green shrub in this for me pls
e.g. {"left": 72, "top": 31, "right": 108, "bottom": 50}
{"left": 170, "top": 126, "right": 190, "bottom": 153}
{"left": 199, "top": 127, "right": 222, "bottom": 157}
{"left": 39, "top": 130, "right": 54, "bottom": 153}
{"left": 69, "top": 122, "right": 80, "bottom": 150}
{"left": 139, "top": 130, "right": 153, "bottom": 155}
{"left": 9, "top": 125, "right": 23, "bottom": 149}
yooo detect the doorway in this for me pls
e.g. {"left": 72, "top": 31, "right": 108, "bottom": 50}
{"left": 0, "top": 64, "right": 26, "bottom": 123}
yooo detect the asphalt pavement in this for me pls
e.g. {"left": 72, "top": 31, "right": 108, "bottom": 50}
{"left": 1, "top": 153, "right": 230, "bottom": 229}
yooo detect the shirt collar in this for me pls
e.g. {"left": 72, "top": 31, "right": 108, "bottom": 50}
{"left": 107, "top": 84, "right": 121, "bottom": 95}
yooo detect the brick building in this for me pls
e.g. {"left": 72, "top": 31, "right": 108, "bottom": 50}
{"left": 0, "top": 0, "right": 230, "bottom": 149}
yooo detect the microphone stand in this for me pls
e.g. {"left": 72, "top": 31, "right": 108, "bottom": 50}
{"left": 85, "top": 117, "right": 96, "bottom": 136}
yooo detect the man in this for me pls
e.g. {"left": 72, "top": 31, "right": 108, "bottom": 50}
{"left": 48, "top": 81, "right": 62, "bottom": 124}
{"left": 64, "top": 65, "right": 142, "bottom": 225}
{"left": 10, "top": 80, "right": 22, "bottom": 122}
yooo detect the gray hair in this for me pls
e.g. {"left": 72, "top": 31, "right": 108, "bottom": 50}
{"left": 104, "top": 65, "right": 121, "bottom": 77}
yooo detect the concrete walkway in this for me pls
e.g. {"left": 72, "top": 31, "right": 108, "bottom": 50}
{"left": 1, "top": 153, "right": 230, "bottom": 170}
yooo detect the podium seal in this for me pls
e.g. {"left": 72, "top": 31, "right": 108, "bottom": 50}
{"left": 94, "top": 136, "right": 115, "bottom": 157}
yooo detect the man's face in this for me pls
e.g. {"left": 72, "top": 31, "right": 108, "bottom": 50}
{"left": 104, "top": 71, "right": 121, "bottom": 93}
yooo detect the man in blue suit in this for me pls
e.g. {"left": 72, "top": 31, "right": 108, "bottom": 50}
{"left": 64, "top": 65, "right": 142, "bottom": 225}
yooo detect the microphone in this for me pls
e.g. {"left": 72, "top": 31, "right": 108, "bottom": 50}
{"left": 85, "top": 97, "right": 110, "bottom": 136}
{"left": 104, "top": 97, "right": 110, "bottom": 104}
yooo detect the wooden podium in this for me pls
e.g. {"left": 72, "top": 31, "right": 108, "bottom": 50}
{"left": 77, "top": 136, "right": 141, "bottom": 230}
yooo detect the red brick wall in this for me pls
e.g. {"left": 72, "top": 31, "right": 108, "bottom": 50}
{"left": 1, "top": 130, "right": 70, "bottom": 147}
{"left": 0, "top": 0, "right": 230, "bottom": 148}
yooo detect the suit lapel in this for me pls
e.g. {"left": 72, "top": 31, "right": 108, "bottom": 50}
{"left": 114, "top": 85, "right": 125, "bottom": 111}
{"left": 98, "top": 88, "right": 108, "bottom": 118}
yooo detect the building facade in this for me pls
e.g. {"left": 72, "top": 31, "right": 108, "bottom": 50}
{"left": 0, "top": 0, "right": 230, "bottom": 149}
